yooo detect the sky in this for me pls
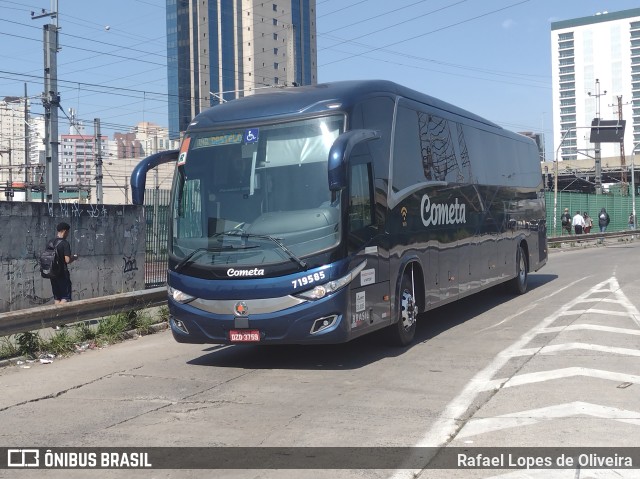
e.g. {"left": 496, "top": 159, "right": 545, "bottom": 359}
{"left": 1, "top": 0, "right": 639, "bottom": 158}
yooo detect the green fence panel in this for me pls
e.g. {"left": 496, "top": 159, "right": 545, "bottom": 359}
{"left": 545, "top": 191, "right": 634, "bottom": 237}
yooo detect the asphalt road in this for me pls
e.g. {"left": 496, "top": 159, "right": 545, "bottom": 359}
{"left": 1, "top": 240, "right": 639, "bottom": 479}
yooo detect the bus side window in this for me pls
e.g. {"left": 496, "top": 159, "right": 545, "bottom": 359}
{"left": 349, "top": 162, "right": 374, "bottom": 233}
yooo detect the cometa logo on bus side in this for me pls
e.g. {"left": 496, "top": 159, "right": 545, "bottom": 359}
{"left": 421, "top": 194, "right": 466, "bottom": 227}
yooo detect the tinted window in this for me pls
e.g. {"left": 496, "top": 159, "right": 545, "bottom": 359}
{"left": 392, "top": 103, "right": 470, "bottom": 193}
{"left": 349, "top": 162, "right": 373, "bottom": 232}
{"left": 350, "top": 96, "right": 394, "bottom": 180}
{"left": 392, "top": 105, "right": 423, "bottom": 193}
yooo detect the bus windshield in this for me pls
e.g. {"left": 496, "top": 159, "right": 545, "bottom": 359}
{"left": 170, "top": 115, "right": 344, "bottom": 270}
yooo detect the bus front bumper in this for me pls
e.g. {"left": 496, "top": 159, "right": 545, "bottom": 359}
{"left": 168, "top": 287, "right": 351, "bottom": 345}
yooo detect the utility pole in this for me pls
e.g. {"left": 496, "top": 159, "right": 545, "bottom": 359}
{"left": 94, "top": 118, "right": 103, "bottom": 204}
{"left": 618, "top": 95, "right": 629, "bottom": 195}
{"left": 588, "top": 79, "right": 606, "bottom": 195}
{"left": 33, "top": 1, "right": 60, "bottom": 202}
{"left": 617, "top": 96, "right": 626, "bottom": 187}
{"left": 609, "top": 95, "right": 630, "bottom": 193}
{"left": 7, "top": 141, "right": 12, "bottom": 201}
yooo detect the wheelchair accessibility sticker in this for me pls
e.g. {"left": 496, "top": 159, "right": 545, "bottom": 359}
{"left": 244, "top": 129, "right": 259, "bottom": 144}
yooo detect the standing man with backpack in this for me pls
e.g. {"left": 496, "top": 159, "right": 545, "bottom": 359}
{"left": 561, "top": 208, "right": 572, "bottom": 235}
{"left": 48, "top": 222, "right": 78, "bottom": 306}
{"left": 598, "top": 207, "right": 610, "bottom": 233}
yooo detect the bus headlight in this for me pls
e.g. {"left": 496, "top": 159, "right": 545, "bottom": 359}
{"left": 295, "top": 262, "right": 366, "bottom": 301}
{"left": 168, "top": 285, "right": 196, "bottom": 304}
{"left": 297, "top": 284, "right": 328, "bottom": 300}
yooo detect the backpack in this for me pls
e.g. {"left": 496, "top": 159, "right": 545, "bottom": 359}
{"left": 561, "top": 213, "right": 569, "bottom": 225}
{"left": 39, "top": 239, "right": 63, "bottom": 279}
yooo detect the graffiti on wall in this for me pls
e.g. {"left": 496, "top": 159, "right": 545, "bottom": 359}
{"left": 0, "top": 202, "right": 145, "bottom": 313}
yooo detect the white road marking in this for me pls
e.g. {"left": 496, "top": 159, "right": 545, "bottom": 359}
{"left": 389, "top": 276, "right": 640, "bottom": 479}
{"left": 543, "top": 324, "right": 640, "bottom": 336}
{"left": 560, "top": 309, "right": 630, "bottom": 316}
{"left": 515, "top": 343, "right": 640, "bottom": 357}
{"left": 480, "top": 303, "right": 538, "bottom": 331}
{"left": 480, "top": 276, "right": 592, "bottom": 332}
{"left": 457, "top": 402, "right": 640, "bottom": 439}
{"left": 483, "top": 367, "right": 640, "bottom": 390}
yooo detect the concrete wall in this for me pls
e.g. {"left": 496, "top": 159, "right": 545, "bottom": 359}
{"left": 0, "top": 201, "right": 145, "bottom": 312}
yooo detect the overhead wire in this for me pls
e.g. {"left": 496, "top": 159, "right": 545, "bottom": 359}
{"left": 320, "top": 0, "right": 531, "bottom": 66}
{"left": 0, "top": 0, "right": 548, "bottom": 136}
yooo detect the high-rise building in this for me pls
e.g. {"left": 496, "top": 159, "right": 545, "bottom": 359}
{"left": 551, "top": 8, "right": 640, "bottom": 162}
{"left": 0, "top": 97, "right": 27, "bottom": 188}
{"left": 167, "top": 0, "right": 317, "bottom": 138}
{"left": 59, "top": 133, "right": 108, "bottom": 189}
{"left": 28, "top": 116, "right": 46, "bottom": 168}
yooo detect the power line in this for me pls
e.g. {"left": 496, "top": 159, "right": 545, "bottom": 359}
{"left": 320, "top": 0, "right": 530, "bottom": 67}
{"left": 0, "top": 0, "right": 550, "bottom": 142}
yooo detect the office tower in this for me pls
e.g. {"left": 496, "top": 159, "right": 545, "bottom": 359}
{"left": 167, "top": 0, "right": 317, "bottom": 138}
{"left": 551, "top": 8, "right": 640, "bottom": 162}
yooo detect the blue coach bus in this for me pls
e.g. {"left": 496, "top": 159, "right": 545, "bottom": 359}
{"left": 131, "top": 80, "right": 547, "bottom": 346}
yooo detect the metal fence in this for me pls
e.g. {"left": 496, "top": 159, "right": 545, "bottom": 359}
{"left": 144, "top": 188, "right": 171, "bottom": 288}
{"left": 545, "top": 191, "right": 636, "bottom": 237}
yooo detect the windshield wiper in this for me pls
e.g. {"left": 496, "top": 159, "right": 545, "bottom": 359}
{"left": 211, "top": 230, "right": 307, "bottom": 271}
{"left": 247, "top": 233, "right": 307, "bottom": 271}
{"left": 174, "top": 243, "right": 258, "bottom": 272}
{"left": 174, "top": 248, "right": 209, "bottom": 272}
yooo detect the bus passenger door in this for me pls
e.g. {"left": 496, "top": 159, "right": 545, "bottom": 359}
{"left": 347, "top": 161, "right": 390, "bottom": 334}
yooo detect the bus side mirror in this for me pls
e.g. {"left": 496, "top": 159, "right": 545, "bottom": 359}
{"left": 328, "top": 129, "right": 379, "bottom": 191}
{"left": 130, "top": 150, "right": 179, "bottom": 205}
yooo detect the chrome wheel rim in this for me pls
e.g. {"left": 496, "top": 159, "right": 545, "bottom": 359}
{"left": 400, "top": 289, "right": 416, "bottom": 331}
{"left": 517, "top": 250, "right": 526, "bottom": 283}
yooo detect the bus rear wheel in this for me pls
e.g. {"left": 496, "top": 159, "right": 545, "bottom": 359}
{"left": 389, "top": 273, "right": 417, "bottom": 346}
{"left": 508, "top": 244, "right": 528, "bottom": 294}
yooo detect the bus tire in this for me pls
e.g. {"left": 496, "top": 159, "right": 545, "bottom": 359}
{"left": 508, "top": 244, "right": 528, "bottom": 295}
{"left": 389, "top": 273, "right": 417, "bottom": 346}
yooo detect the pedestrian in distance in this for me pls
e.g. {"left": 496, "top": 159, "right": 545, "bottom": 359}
{"left": 49, "top": 223, "right": 79, "bottom": 329}
{"left": 583, "top": 212, "right": 592, "bottom": 234}
{"left": 629, "top": 212, "right": 636, "bottom": 230}
{"left": 598, "top": 207, "right": 610, "bottom": 233}
{"left": 561, "top": 208, "right": 572, "bottom": 235}
{"left": 572, "top": 210, "right": 585, "bottom": 235}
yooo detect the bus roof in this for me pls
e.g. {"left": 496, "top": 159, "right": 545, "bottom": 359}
{"left": 189, "top": 80, "right": 502, "bottom": 131}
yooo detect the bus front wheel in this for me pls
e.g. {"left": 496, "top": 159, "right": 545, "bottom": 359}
{"left": 389, "top": 273, "right": 417, "bottom": 346}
